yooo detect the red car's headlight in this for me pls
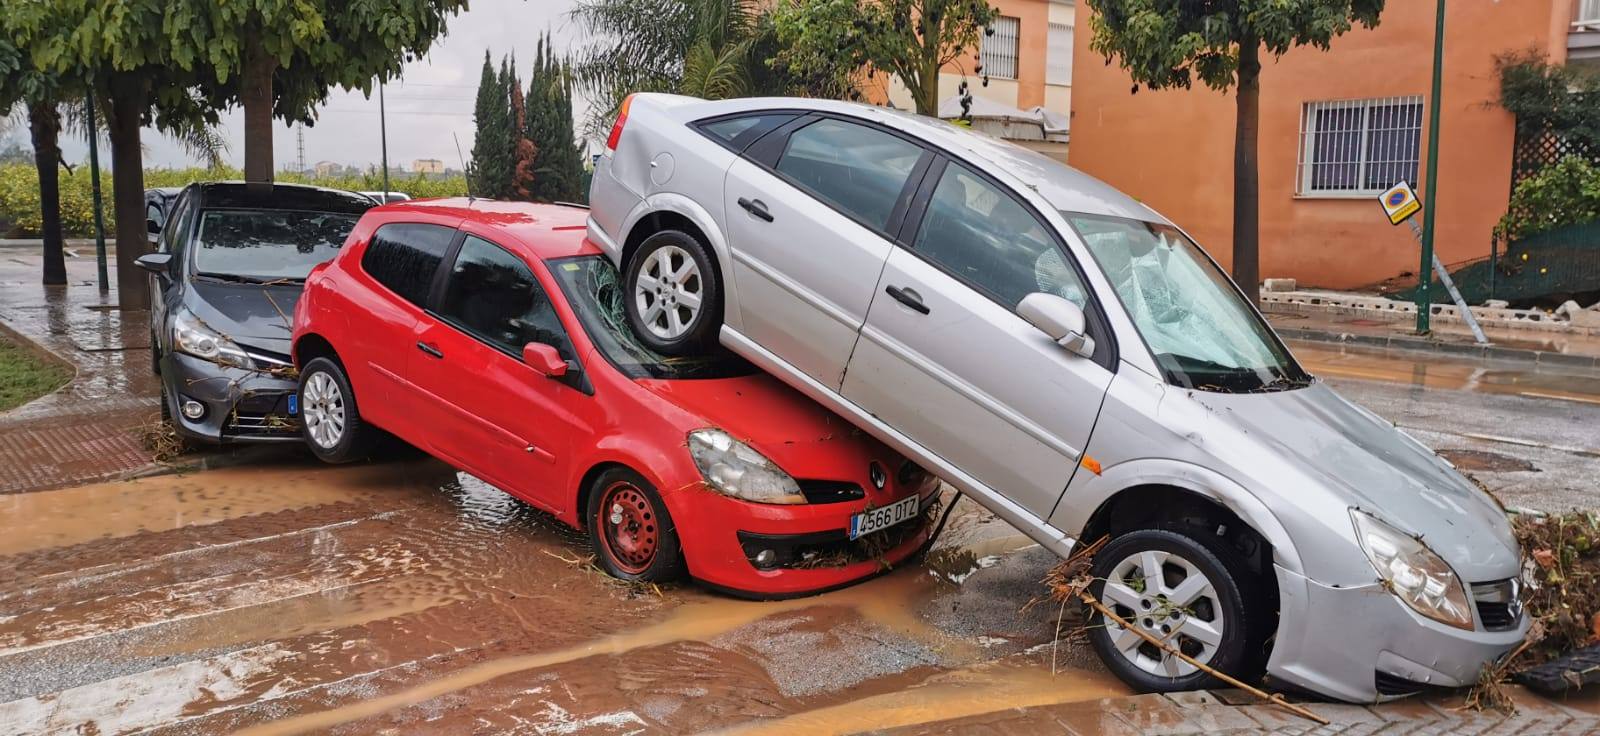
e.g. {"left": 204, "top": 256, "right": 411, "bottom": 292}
{"left": 687, "top": 429, "right": 805, "bottom": 505}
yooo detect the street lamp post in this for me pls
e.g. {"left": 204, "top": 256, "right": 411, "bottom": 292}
{"left": 379, "top": 82, "right": 391, "bottom": 201}
{"left": 1417, "top": 0, "right": 1446, "bottom": 334}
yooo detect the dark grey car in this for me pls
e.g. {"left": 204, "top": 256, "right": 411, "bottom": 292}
{"left": 136, "top": 182, "right": 373, "bottom": 444}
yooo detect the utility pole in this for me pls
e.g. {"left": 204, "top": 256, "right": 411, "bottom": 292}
{"left": 85, "top": 92, "right": 109, "bottom": 293}
{"left": 378, "top": 82, "right": 391, "bottom": 200}
{"left": 1417, "top": 0, "right": 1446, "bottom": 335}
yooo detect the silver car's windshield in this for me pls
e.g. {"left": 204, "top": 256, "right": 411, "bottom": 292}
{"left": 1068, "top": 214, "right": 1310, "bottom": 393}
{"left": 192, "top": 209, "right": 360, "bottom": 283}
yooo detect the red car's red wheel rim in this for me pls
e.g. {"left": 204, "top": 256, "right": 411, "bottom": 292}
{"left": 597, "top": 482, "right": 658, "bottom": 574}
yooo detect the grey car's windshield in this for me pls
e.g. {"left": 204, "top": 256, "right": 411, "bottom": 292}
{"left": 551, "top": 256, "right": 754, "bottom": 380}
{"left": 192, "top": 208, "right": 360, "bottom": 282}
{"left": 1069, "top": 214, "right": 1310, "bottom": 393}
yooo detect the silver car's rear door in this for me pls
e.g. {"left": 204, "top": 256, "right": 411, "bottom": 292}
{"left": 841, "top": 158, "right": 1116, "bottom": 519}
{"left": 721, "top": 115, "right": 932, "bottom": 389}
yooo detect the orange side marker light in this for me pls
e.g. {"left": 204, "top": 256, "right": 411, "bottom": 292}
{"left": 1081, "top": 455, "right": 1102, "bottom": 475}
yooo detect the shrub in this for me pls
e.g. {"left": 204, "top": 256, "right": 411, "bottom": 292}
{"left": 1495, "top": 155, "right": 1600, "bottom": 243}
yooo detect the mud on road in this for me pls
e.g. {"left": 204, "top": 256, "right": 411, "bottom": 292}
{"left": 0, "top": 457, "right": 1127, "bottom": 735}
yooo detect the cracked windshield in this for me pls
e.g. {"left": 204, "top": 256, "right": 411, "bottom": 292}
{"left": 1071, "top": 215, "right": 1309, "bottom": 392}
{"left": 194, "top": 209, "right": 361, "bottom": 282}
{"left": 552, "top": 256, "right": 753, "bottom": 379}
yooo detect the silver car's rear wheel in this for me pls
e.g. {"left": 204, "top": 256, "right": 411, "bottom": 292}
{"left": 1100, "top": 550, "right": 1225, "bottom": 677}
{"left": 302, "top": 372, "right": 346, "bottom": 449}
{"left": 634, "top": 244, "right": 704, "bottom": 340}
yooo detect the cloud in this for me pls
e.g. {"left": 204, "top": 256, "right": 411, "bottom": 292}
{"left": 55, "top": 0, "right": 584, "bottom": 171}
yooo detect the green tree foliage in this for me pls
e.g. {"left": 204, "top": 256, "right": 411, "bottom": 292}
{"left": 1085, "top": 0, "right": 1384, "bottom": 302}
{"left": 167, "top": 1, "right": 469, "bottom": 188}
{"left": 571, "top": 0, "right": 788, "bottom": 132}
{"left": 1496, "top": 156, "right": 1600, "bottom": 243}
{"left": 1497, "top": 51, "right": 1600, "bottom": 152}
{"left": 0, "top": 36, "right": 70, "bottom": 284}
{"left": 771, "top": 0, "right": 997, "bottom": 116}
{"left": 525, "top": 36, "right": 587, "bottom": 203}
{"left": 471, "top": 53, "right": 514, "bottom": 199}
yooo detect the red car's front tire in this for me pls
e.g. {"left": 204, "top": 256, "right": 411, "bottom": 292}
{"left": 587, "top": 467, "right": 685, "bottom": 583}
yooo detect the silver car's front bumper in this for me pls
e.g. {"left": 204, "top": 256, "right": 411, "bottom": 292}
{"left": 1268, "top": 565, "right": 1527, "bottom": 702}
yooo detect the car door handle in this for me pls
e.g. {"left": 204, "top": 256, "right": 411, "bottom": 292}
{"left": 885, "top": 285, "right": 929, "bottom": 315}
{"left": 737, "top": 197, "right": 774, "bottom": 222}
{"left": 416, "top": 341, "right": 444, "bottom": 359}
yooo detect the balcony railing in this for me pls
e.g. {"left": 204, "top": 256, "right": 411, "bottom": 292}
{"left": 1579, "top": 0, "right": 1600, "bottom": 29}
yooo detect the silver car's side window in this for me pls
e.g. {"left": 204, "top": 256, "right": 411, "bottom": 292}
{"left": 773, "top": 119, "right": 923, "bottom": 231}
{"left": 913, "top": 162, "right": 1089, "bottom": 312}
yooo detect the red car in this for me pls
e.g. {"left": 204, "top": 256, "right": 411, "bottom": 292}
{"left": 290, "top": 199, "right": 938, "bottom": 597}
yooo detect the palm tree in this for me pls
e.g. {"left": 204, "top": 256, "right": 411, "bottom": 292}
{"left": 570, "top": 0, "right": 772, "bottom": 132}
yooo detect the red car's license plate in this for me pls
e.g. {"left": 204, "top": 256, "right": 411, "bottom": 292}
{"left": 849, "top": 495, "right": 919, "bottom": 540}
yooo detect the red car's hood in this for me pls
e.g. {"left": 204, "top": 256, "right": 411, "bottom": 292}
{"left": 634, "top": 374, "right": 900, "bottom": 481}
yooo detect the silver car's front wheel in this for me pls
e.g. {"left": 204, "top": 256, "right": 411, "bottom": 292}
{"left": 1100, "top": 549, "right": 1225, "bottom": 677}
{"left": 302, "top": 372, "right": 345, "bottom": 449}
{"left": 634, "top": 244, "right": 703, "bottom": 340}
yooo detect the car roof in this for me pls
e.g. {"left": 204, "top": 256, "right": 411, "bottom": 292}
{"left": 648, "top": 94, "right": 1166, "bottom": 224}
{"left": 191, "top": 181, "right": 377, "bottom": 214}
{"left": 376, "top": 198, "right": 599, "bottom": 260}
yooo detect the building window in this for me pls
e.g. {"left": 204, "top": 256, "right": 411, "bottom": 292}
{"left": 1046, "top": 22, "right": 1073, "bottom": 86}
{"left": 1297, "top": 96, "right": 1424, "bottom": 195}
{"left": 1579, "top": 0, "right": 1600, "bottom": 27}
{"left": 983, "top": 16, "right": 1020, "bottom": 80}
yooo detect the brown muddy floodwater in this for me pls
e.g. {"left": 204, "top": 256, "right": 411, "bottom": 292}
{"left": 0, "top": 457, "right": 1123, "bottom": 735}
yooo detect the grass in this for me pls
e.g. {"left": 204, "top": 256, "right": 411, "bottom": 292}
{"left": 0, "top": 333, "right": 71, "bottom": 411}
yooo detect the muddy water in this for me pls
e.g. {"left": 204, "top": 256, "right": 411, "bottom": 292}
{"left": 1295, "top": 343, "right": 1600, "bottom": 406}
{"left": 0, "top": 460, "right": 1119, "bottom": 735}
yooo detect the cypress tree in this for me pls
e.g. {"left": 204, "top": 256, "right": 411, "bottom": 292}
{"left": 526, "top": 33, "right": 586, "bottom": 203}
{"left": 469, "top": 51, "right": 511, "bottom": 198}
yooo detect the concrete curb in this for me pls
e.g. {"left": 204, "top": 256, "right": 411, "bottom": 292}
{"left": 117, "top": 444, "right": 305, "bottom": 483}
{"left": 1278, "top": 326, "right": 1600, "bottom": 368}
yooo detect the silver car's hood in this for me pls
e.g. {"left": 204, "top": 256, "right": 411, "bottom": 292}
{"left": 1186, "top": 382, "right": 1519, "bottom": 583}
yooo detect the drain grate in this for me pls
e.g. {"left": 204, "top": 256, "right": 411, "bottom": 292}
{"left": 1517, "top": 644, "right": 1600, "bottom": 694}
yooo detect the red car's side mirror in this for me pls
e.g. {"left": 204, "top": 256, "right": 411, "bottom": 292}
{"left": 523, "top": 343, "right": 567, "bottom": 378}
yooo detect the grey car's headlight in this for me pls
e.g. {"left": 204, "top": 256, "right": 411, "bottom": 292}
{"left": 173, "top": 309, "right": 253, "bottom": 369}
{"left": 687, "top": 429, "right": 805, "bottom": 505}
{"left": 1350, "top": 509, "right": 1473, "bottom": 630}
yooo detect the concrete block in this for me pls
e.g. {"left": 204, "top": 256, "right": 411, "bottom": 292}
{"left": 1572, "top": 309, "right": 1600, "bottom": 330}
{"left": 1262, "top": 278, "right": 1297, "bottom": 293}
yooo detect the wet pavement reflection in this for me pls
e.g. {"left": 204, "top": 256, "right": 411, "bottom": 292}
{"left": 0, "top": 458, "right": 1122, "bottom": 735}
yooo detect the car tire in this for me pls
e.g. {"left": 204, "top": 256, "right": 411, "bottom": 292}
{"left": 298, "top": 357, "right": 375, "bottom": 464}
{"left": 586, "top": 467, "right": 685, "bottom": 583}
{"left": 150, "top": 331, "right": 162, "bottom": 376}
{"left": 624, "top": 230, "right": 721, "bottom": 356}
{"left": 1086, "top": 528, "right": 1270, "bottom": 693}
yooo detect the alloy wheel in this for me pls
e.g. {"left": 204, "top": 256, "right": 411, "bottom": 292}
{"left": 1100, "top": 549, "right": 1226, "bottom": 677}
{"left": 302, "top": 372, "right": 346, "bottom": 450}
{"left": 634, "top": 244, "right": 703, "bottom": 340}
{"left": 597, "top": 482, "right": 659, "bottom": 574}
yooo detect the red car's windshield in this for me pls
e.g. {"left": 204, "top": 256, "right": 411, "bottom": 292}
{"left": 550, "top": 256, "right": 755, "bottom": 380}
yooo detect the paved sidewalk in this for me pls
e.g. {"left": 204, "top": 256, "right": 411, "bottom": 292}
{"left": 874, "top": 687, "right": 1600, "bottom": 735}
{"left": 1267, "top": 308, "right": 1600, "bottom": 368}
{"left": 0, "top": 252, "right": 159, "bottom": 493}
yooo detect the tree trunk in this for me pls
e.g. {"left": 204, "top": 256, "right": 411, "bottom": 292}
{"left": 1231, "top": 37, "right": 1262, "bottom": 305}
{"left": 29, "top": 102, "right": 67, "bottom": 286}
{"left": 107, "top": 79, "right": 150, "bottom": 311}
{"left": 242, "top": 35, "right": 278, "bottom": 194}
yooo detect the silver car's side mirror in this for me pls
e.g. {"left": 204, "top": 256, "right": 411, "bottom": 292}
{"left": 1018, "top": 292, "right": 1095, "bottom": 359}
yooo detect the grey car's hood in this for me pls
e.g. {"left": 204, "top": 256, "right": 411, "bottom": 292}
{"left": 184, "top": 280, "right": 301, "bottom": 356}
{"left": 1189, "top": 382, "right": 1519, "bottom": 583}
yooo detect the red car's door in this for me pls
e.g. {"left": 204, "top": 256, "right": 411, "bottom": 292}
{"left": 407, "top": 234, "right": 582, "bottom": 510}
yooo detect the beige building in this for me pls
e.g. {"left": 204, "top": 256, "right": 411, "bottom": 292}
{"left": 411, "top": 158, "right": 445, "bottom": 174}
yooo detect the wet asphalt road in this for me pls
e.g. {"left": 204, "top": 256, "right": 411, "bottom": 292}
{"left": 2, "top": 341, "right": 1598, "bottom": 734}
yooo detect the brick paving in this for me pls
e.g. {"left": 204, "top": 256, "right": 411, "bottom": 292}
{"left": 0, "top": 251, "right": 160, "bottom": 493}
{"left": 869, "top": 688, "right": 1600, "bottom": 735}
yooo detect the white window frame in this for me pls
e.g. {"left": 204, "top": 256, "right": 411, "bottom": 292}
{"left": 1046, "top": 22, "right": 1073, "bottom": 86}
{"left": 1578, "top": 0, "right": 1600, "bottom": 27}
{"left": 1296, "top": 95, "right": 1424, "bottom": 198}
{"left": 983, "top": 16, "right": 1020, "bottom": 81}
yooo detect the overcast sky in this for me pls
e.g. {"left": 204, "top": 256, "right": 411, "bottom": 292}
{"left": 42, "top": 0, "right": 584, "bottom": 171}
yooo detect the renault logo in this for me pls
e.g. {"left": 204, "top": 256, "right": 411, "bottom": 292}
{"left": 868, "top": 462, "right": 886, "bottom": 490}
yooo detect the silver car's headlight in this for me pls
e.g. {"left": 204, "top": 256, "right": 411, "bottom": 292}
{"left": 1350, "top": 509, "right": 1473, "bottom": 630}
{"left": 687, "top": 429, "right": 804, "bottom": 505}
{"left": 173, "top": 309, "right": 253, "bottom": 369}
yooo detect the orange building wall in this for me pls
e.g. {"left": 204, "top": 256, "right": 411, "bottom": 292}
{"left": 1068, "top": 1, "right": 1573, "bottom": 290}
{"left": 992, "top": 0, "right": 1051, "bottom": 109}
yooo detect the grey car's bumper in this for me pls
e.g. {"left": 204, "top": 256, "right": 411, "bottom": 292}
{"left": 160, "top": 352, "right": 302, "bottom": 444}
{"left": 1268, "top": 565, "right": 1527, "bottom": 702}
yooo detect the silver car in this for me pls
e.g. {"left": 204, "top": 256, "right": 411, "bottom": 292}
{"left": 587, "top": 93, "right": 1525, "bottom": 702}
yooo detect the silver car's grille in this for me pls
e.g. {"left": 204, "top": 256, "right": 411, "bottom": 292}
{"left": 1471, "top": 579, "right": 1523, "bottom": 631}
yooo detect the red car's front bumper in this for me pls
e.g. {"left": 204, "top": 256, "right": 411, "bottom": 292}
{"left": 664, "top": 479, "right": 941, "bottom": 598}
